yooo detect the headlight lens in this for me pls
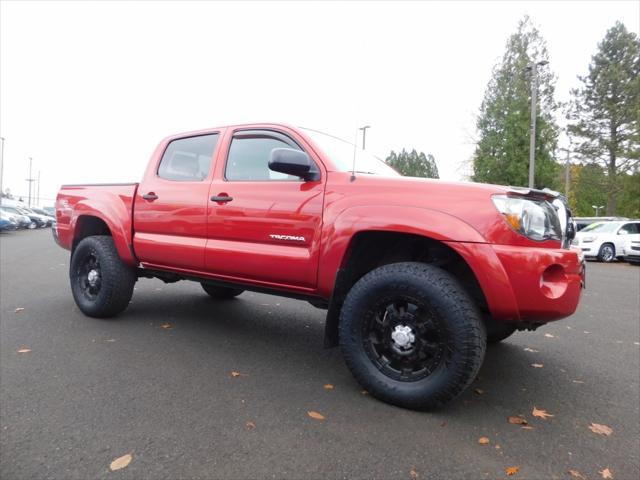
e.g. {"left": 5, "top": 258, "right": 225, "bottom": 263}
{"left": 492, "top": 195, "right": 562, "bottom": 241}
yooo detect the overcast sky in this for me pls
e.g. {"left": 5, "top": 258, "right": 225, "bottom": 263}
{"left": 1, "top": 0, "right": 638, "bottom": 205}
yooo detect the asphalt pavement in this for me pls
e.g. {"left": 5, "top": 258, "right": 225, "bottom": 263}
{"left": 1, "top": 229, "right": 639, "bottom": 480}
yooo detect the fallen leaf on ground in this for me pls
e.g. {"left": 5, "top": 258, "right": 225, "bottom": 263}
{"left": 495, "top": 444, "right": 501, "bottom": 449}
{"left": 505, "top": 466, "right": 520, "bottom": 476}
{"left": 440, "top": 421, "right": 447, "bottom": 427}
{"left": 544, "top": 333, "right": 555, "bottom": 338}
{"left": 245, "top": 421, "right": 256, "bottom": 430}
{"left": 474, "top": 388, "right": 484, "bottom": 395}
{"left": 599, "top": 467, "right": 613, "bottom": 479}
{"left": 409, "top": 468, "right": 419, "bottom": 479}
{"left": 361, "top": 390, "right": 369, "bottom": 395}
{"left": 521, "top": 425, "right": 534, "bottom": 430}
{"left": 159, "top": 323, "right": 173, "bottom": 329}
{"left": 523, "top": 347, "right": 539, "bottom": 352}
{"left": 17, "top": 348, "right": 31, "bottom": 354}
{"left": 572, "top": 380, "right": 585, "bottom": 384}
{"left": 109, "top": 453, "right": 133, "bottom": 471}
{"left": 478, "top": 436, "right": 490, "bottom": 445}
{"left": 14, "top": 308, "right": 24, "bottom": 313}
{"left": 583, "top": 331, "right": 590, "bottom": 334}
{"left": 230, "top": 371, "right": 248, "bottom": 378}
{"left": 531, "top": 363, "right": 544, "bottom": 368}
{"left": 589, "top": 423, "right": 613, "bottom": 436}
{"left": 568, "top": 469, "right": 586, "bottom": 479}
{"left": 532, "top": 406, "right": 554, "bottom": 420}
{"left": 307, "top": 411, "right": 325, "bottom": 421}
{"left": 324, "top": 384, "right": 334, "bottom": 390}
{"left": 106, "top": 339, "right": 116, "bottom": 342}
{"left": 508, "top": 416, "right": 528, "bottom": 425}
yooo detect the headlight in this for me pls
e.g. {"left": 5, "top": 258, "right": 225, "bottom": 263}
{"left": 492, "top": 195, "right": 562, "bottom": 241}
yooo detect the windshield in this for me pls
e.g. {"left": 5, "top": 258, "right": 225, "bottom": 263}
{"left": 581, "top": 222, "right": 621, "bottom": 234}
{"left": 301, "top": 128, "right": 400, "bottom": 177}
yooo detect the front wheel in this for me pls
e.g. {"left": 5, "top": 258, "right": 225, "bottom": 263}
{"left": 597, "top": 243, "right": 615, "bottom": 262}
{"left": 339, "top": 262, "right": 486, "bottom": 410}
{"left": 70, "top": 235, "right": 136, "bottom": 318}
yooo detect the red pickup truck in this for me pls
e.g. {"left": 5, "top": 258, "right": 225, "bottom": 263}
{"left": 54, "top": 123, "right": 584, "bottom": 409}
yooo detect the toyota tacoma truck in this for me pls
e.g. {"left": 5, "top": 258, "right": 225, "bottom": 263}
{"left": 54, "top": 123, "right": 584, "bottom": 409}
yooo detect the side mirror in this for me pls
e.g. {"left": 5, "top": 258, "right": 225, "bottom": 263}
{"left": 269, "top": 148, "right": 318, "bottom": 181}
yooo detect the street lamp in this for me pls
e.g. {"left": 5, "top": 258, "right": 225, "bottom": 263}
{"left": 526, "top": 60, "right": 548, "bottom": 189}
{"left": 359, "top": 125, "right": 370, "bottom": 150}
{"left": 592, "top": 205, "right": 605, "bottom": 216}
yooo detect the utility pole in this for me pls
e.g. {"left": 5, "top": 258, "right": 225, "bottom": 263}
{"left": 26, "top": 157, "right": 35, "bottom": 207}
{"left": 37, "top": 170, "right": 41, "bottom": 206}
{"left": 0, "top": 137, "right": 5, "bottom": 206}
{"left": 526, "top": 60, "right": 548, "bottom": 189}
{"left": 359, "top": 125, "right": 370, "bottom": 150}
{"left": 558, "top": 146, "right": 571, "bottom": 198}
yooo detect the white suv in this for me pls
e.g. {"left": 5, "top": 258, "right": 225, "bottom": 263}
{"left": 622, "top": 233, "right": 640, "bottom": 265}
{"left": 573, "top": 220, "right": 640, "bottom": 262}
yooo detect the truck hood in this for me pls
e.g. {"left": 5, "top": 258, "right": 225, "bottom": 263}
{"left": 327, "top": 172, "right": 565, "bottom": 245}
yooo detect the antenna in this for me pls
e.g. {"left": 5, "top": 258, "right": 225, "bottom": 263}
{"left": 350, "top": 128, "right": 358, "bottom": 182}
{"left": 351, "top": 125, "right": 371, "bottom": 181}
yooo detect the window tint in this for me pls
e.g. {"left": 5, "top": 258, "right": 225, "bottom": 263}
{"left": 619, "top": 223, "right": 639, "bottom": 235}
{"left": 158, "top": 134, "right": 219, "bottom": 181}
{"left": 226, "top": 136, "right": 301, "bottom": 181}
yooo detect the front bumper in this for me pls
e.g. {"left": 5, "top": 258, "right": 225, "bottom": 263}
{"left": 446, "top": 242, "right": 585, "bottom": 324}
{"left": 492, "top": 245, "right": 585, "bottom": 322}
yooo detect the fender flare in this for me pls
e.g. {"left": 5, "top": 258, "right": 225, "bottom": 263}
{"left": 70, "top": 201, "right": 136, "bottom": 266}
{"left": 317, "top": 204, "right": 486, "bottom": 297}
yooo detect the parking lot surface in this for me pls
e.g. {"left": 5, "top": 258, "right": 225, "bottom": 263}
{"left": 1, "top": 230, "right": 639, "bottom": 479}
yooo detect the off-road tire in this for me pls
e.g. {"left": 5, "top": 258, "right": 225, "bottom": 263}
{"left": 597, "top": 243, "right": 615, "bottom": 263}
{"left": 201, "top": 283, "right": 244, "bottom": 299}
{"left": 70, "top": 235, "right": 136, "bottom": 318}
{"left": 339, "top": 262, "right": 486, "bottom": 410}
{"left": 485, "top": 318, "right": 517, "bottom": 344}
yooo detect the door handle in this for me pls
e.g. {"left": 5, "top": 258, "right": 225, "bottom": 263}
{"left": 142, "top": 192, "right": 158, "bottom": 201}
{"left": 210, "top": 194, "right": 233, "bottom": 203}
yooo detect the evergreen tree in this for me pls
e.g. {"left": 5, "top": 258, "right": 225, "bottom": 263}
{"left": 385, "top": 149, "right": 439, "bottom": 178}
{"left": 472, "top": 16, "right": 560, "bottom": 189}
{"left": 568, "top": 22, "right": 640, "bottom": 215}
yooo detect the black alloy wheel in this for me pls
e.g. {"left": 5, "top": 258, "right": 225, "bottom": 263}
{"left": 362, "top": 297, "right": 447, "bottom": 382}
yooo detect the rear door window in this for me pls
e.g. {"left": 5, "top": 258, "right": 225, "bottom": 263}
{"left": 158, "top": 134, "right": 219, "bottom": 181}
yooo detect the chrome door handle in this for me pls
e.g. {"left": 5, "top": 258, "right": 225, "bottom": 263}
{"left": 142, "top": 192, "right": 158, "bottom": 201}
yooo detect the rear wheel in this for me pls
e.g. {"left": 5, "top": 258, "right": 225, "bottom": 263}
{"left": 70, "top": 235, "right": 136, "bottom": 318}
{"left": 597, "top": 243, "right": 615, "bottom": 262}
{"left": 201, "top": 283, "right": 244, "bottom": 299}
{"left": 339, "top": 262, "right": 486, "bottom": 410}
